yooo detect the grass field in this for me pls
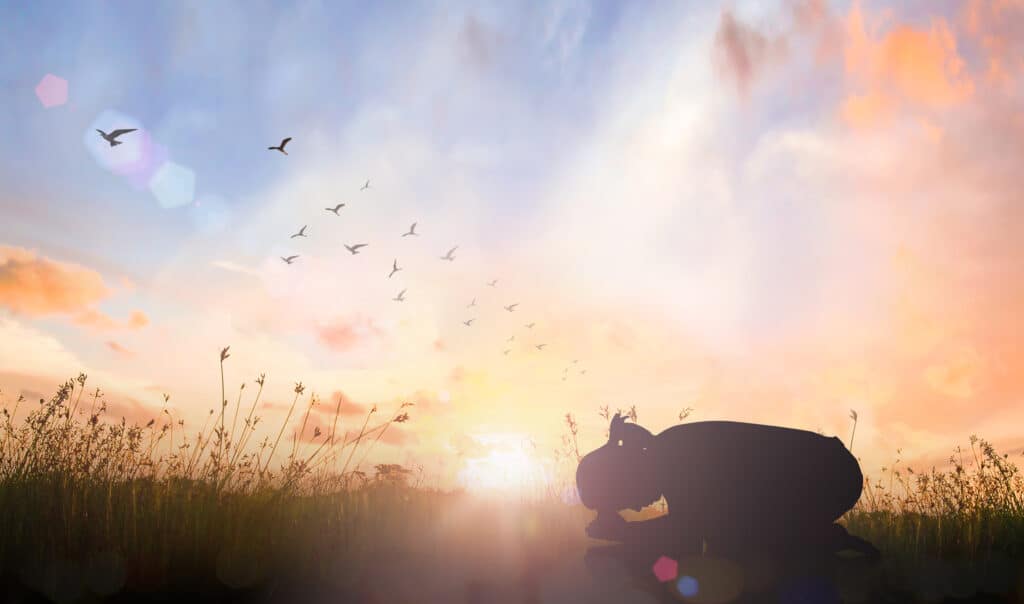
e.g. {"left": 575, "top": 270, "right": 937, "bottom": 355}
{"left": 1, "top": 372, "right": 1023, "bottom": 603}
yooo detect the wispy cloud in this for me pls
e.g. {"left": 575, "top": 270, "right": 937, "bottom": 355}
{"left": 0, "top": 246, "right": 147, "bottom": 332}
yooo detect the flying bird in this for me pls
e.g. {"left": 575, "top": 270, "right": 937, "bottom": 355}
{"left": 440, "top": 246, "right": 458, "bottom": 261}
{"left": 96, "top": 128, "right": 137, "bottom": 147}
{"left": 535, "top": 344, "right": 546, "bottom": 351}
{"left": 503, "top": 349, "right": 511, "bottom": 356}
{"left": 506, "top": 335, "right": 515, "bottom": 343}
{"left": 503, "top": 303, "right": 518, "bottom": 312}
{"left": 525, "top": 322, "right": 536, "bottom": 329}
{"left": 345, "top": 243, "right": 368, "bottom": 255}
{"left": 389, "top": 259, "right": 401, "bottom": 278}
{"left": 360, "top": 179, "right": 371, "bottom": 191}
{"left": 572, "top": 359, "right": 579, "bottom": 364}
{"left": 463, "top": 319, "right": 475, "bottom": 327}
{"left": 268, "top": 137, "right": 291, "bottom": 154}
{"left": 290, "top": 225, "right": 308, "bottom": 239}
{"left": 281, "top": 255, "right": 299, "bottom": 264}
{"left": 393, "top": 289, "right": 406, "bottom": 302}
{"left": 487, "top": 279, "right": 498, "bottom": 287}
{"left": 580, "top": 369, "right": 587, "bottom": 375}
{"left": 467, "top": 298, "right": 476, "bottom": 308}
{"left": 402, "top": 222, "right": 418, "bottom": 237}
{"left": 325, "top": 203, "right": 345, "bottom": 215}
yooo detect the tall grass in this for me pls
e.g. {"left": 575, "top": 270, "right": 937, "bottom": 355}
{"left": 0, "top": 368, "right": 433, "bottom": 597}
{"left": 847, "top": 437, "right": 1024, "bottom": 562}
{"left": 3, "top": 366, "right": 1024, "bottom": 600}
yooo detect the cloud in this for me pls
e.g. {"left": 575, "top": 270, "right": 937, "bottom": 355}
{"left": 316, "top": 315, "right": 388, "bottom": 353}
{"left": 450, "top": 433, "right": 491, "bottom": 459}
{"left": 0, "top": 246, "right": 109, "bottom": 315}
{"left": 294, "top": 412, "right": 333, "bottom": 445}
{"left": 841, "top": 2, "right": 974, "bottom": 127}
{"left": 210, "top": 260, "right": 261, "bottom": 278}
{"left": 127, "top": 311, "right": 149, "bottom": 329}
{"left": 314, "top": 390, "right": 368, "bottom": 417}
{"left": 923, "top": 346, "right": 987, "bottom": 400}
{"left": 0, "top": 246, "right": 148, "bottom": 331}
{"left": 458, "top": 14, "right": 503, "bottom": 74}
{"left": 106, "top": 340, "right": 135, "bottom": 359}
{"left": 959, "top": 0, "right": 1024, "bottom": 87}
{"left": 380, "top": 425, "right": 417, "bottom": 446}
{"left": 712, "top": 8, "right": 789, "bottom": 97}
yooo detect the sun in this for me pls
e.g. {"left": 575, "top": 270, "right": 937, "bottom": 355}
{"left": 456, "top": 442, "right": 553, "bottom": 499}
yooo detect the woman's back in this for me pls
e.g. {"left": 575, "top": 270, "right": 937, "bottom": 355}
{"left": 651, "top": 421, "right": 863, "bottom": 537}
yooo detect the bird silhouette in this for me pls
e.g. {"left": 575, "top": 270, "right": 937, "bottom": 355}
{"left": 504, "top": 303, "right": 519, "bottom": 312}
{"left": 525, "top": 322, "right": 536, "bottom": 329}
{"left": 389, "top": 259, "right": 401, "bottom": 278}
{"left": 290, "top": 225, "right": 308, "bottom": 239}
{"left": 503, "top": 349, "right": 511, "bottom": 356}
{"left": 325, "top": 203, "right": 345, "bottom": 215}
{"left": 361, "top": 179, "right": 371, "bottom": 191}
{"left": 345, "top": 244, "right": 368, "bottom": 255}
{"left": 572, "top": 359, "right": 579, "bottom": 364}
{"left": 440, "top": 246, "right": 458, "bottom": 261}
{"left": 467, "top": 298, "right": 476, "bottom": 308}
{"left": 507, "top": 335, "right": 515, "bottom": 342}
{"left": 281, "top": 255, "right": 299, "bottom": 264}
{"left": 535, "top": 344, "right": 546, "bottom": 351}
{"left": 463, "top": 319, "right": 475, "bottom": 327}
{"left": 393, "top": 289, "right": 406, "bottom": 302}
{"left": 268, "top": 137, "right": 291, "bottom": 154}
{"left": 487, "top": 279, "right": 498, "bottom": 287}
{"left": 97, "top": 128, "right": 137, "bottom": 147}
{"left": 402, "top": 222, "right": 418, "bottom": 237}
{"left": 580, "top": 369, "right": 587, "bottom": 375}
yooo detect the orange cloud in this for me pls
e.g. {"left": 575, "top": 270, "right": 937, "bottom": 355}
{"left": 106, "top": 340, "right": 135, "bottom": 359}
{"left": 0, "top": 246, "right": 109, "bottom": 314}
{"left": 960, "top": 0, "right": 1024, "bottom": 88}
{"left": 127, "top": 311, "right": 149, "bottom": 329}
{"left": 922, "top": 346, "right": 987, "bottom": 400}
{"left": 842, "top": 2, "right": 973, "bottom": 127}
{"left": 0, "top": 246, "right": 148, "bottom": 331}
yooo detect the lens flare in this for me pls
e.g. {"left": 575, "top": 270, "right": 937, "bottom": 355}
{"left": 676, "top": 575, "right": 699, "bottom": 597}
{"left": 34, "top": 74, "right": 68, "bottom": 108}
{"left": 148, "top": 161, "right": 196, "bottom": 208}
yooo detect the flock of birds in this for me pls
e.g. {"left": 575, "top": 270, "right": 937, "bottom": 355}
{"left": 97, "top": 129, "right": 587, "bottom": 380}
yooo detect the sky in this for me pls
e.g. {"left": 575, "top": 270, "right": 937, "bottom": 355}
{"left": 1, "top": 0, "right": 1023, "bottom": 493}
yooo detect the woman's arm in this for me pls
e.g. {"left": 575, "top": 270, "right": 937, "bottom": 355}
{"left": 586, "top": 512, "right": 696, "bottom": 551}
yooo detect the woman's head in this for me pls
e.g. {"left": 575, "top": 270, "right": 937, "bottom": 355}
{"left": 576, "top": 414, "right": 662, "bottom": 513}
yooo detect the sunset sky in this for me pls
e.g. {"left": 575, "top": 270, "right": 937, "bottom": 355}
{"left": 1, "top": 0, "right": 1022, "bottom": 491}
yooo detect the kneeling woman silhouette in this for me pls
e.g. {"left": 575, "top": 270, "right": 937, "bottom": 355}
{"left": 576, "top": 413, "right": 879, "bottom": 560}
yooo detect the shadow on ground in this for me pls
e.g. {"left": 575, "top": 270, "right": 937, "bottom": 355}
{"left": 582, "top": 541, "right": 1022, "bottom": 604}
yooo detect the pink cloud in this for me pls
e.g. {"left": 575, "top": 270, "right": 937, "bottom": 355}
{"left": 316, "top": 315, "right": 386, "bottom": 352}
{"left": 105, "top": 341, "right": 135, "bottom": 359}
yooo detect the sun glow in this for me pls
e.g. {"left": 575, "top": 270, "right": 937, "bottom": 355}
{"left": 456, "top": 443, "right": 553, "bottom": 499}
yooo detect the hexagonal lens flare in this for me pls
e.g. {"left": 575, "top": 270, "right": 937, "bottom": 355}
{"left": 148, "top": 161, "right": 196, "bottom": 208}
{"left": 34, "top": 74, "right": 68, "bottom": 108}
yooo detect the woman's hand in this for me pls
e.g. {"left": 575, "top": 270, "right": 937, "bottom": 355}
{"left": 586, "top": 511, "right": 631, "bottom": 542}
